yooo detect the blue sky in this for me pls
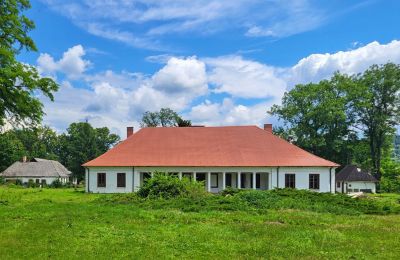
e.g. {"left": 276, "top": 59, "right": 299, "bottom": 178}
{"left": 18, "top": 0, "right": 400, "bottom": 135}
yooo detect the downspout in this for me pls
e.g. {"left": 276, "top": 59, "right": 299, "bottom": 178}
{"left": 329, "top": 167, "right": 332, "bottom": 193}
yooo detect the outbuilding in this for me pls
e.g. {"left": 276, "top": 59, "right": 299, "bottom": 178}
{"left": 335, "top": 165, "right": 378, "bottom": 193}
{"left": 83, "top": 124, "right": 339, "bottom": 194}
{"left": 1, "top": 158, "right": 71, "bottom": 185}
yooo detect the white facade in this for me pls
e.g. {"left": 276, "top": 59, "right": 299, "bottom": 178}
{"left": 336, "top": 181, "right": 376, "bottom": 193}
{"left": 86, "top": 166, "right": 336, "bottom": 194}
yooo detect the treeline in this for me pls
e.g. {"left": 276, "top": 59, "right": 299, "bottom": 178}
{"left": 0, "top": 123, "right": 120, "bottom": 182}
{"left": 270, "top": 63, "right": 400, "bottom": 192}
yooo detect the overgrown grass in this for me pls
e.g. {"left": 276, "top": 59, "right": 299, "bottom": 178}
{"left": 98, "top": 187, "right": 400, "bottom": 215}
{"left": 0, "top": 187, "right": 399, "bottom": 259}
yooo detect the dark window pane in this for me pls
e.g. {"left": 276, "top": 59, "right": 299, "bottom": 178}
{"left": 143, "top": 172, "right": 151, "bottom": 183}
{"left": 256, "top": 174, "right": 261, "bottom": 189}
{"left": 285, "top": 174, "right": 295, "bottom": 188}
{"left": 226, "top": 173, "right": 232, "bottom": 187}
{"left": 196, "top": 173, "right": 206, "bottom": 182}
{"left": 240, "top": 174, "right": 246, "bottom": 188}
{"left": 97, "top": 173, "right": 106, "bottom": 187}
{"left": 117, "top": 173, "right": 126, "bottom": 188}
{"left": 309, "top": 174, "right": 320, "bottom": 189}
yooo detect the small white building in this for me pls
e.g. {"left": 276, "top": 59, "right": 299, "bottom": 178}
{"left": 336, "top": 165, "right": 378, "bottom": 193}
{"left": 1, "top": 158, "right": 71, "bottom": 185}
{"left": 83, "top": 125, "right": 339, "bottom": 194}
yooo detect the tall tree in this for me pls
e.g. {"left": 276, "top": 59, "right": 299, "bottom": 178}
{"left": 0, "top": 132, "right": 26, "bottom": 171}
{"left": 140, "top": 108, "right": 191, "bottom": 127}
{"left": 0, "top": 0, "right": 58, "bottom": 127}
{"left": 11, "top": 126, "right": 59, "bottom": 160}
{"left": 58, "top": 122, "right": 120, "bottom": 182}
{"left": 269, "top": 74, "right": 354, "bottom": 165}
{"left": 349, "top": 63, "right": 400, "bottom": 179}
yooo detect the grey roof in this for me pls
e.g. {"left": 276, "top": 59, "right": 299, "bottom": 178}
{"left": 0, "top": 158, "right": 71, "bottom": 178}
{"left": 336, "top": 165, "right": 378, "bottom": 182}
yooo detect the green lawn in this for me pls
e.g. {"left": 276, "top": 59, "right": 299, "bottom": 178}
{"left": 0, "top": 187, "right": 399, "bottom": 259}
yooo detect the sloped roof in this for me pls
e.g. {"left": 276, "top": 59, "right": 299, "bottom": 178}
{"left": 83, "top": 126, "right": 339, "bottom": 167}
{"left": 336, "top": 165, "right": 378, "bottom": 182}
{"left": 1, "top": 158, "right": 71, "bottom": 178}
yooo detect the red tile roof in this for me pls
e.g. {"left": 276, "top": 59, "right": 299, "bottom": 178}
{"left": 83, "top": 126, "right": 339, "bottom": 167}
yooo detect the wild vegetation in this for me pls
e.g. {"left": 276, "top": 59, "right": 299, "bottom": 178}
{"left": 0, "top": 185, "right": 399, "bottom": 259}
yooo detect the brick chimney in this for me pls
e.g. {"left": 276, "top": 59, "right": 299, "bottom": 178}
{"left": 264, "top": 124, "right": 272, "bottom": 133}
{"left": 127, "top": 127, "right": 134, "bottom": 138}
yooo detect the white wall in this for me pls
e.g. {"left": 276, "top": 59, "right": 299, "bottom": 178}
{"left": 275, "top": 167, "right": 334, "bottom": 193}
{"left": 337, "top": 181, "right": 376, "bottom": 193}
{"left": 86, "top": 167, "right": 134, "bottom": 193}
{"left": 86, "top": 166, "right": 335, "bottom": 193}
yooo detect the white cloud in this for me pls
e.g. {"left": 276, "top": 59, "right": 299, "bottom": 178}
{"left": 152, "top": 57, "right": 208, "bottom": 96}
{"left": 287, "top": 40, "right": 400, "bottom": 85}
{"left": 37, "top": 45, "right": 90, "bottom": 79}
{"left": 38, "top": 40, "right": 400, "bottom": 135}
{"left": 187, "top": 98, "right": 271, "bottom": 126}
{"left": 205, "top": 56, "right": 286, "bottom": 100}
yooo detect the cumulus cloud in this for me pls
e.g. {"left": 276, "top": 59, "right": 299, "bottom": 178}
{"left": 287, "top": 40, "right": 400, "bottom": 85}
{"left": 187, "top": 98, "right": 272, "bottom": 126}
{"left": 38, "top": 40, "right": 400, "bottom": 135}
{"left": 205, "top": 56, "right": 286, "bottom": 100}
{"left": 152, "top": 57, "right": 207, "bottom": 96}
{"left": 37, "top": 45, "right": 90, "bottom": 79}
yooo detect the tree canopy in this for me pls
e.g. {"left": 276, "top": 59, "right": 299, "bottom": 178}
{"left": 140, "top": 108, "right": 192, "bottom": 127}
{"left": 0, "top": 0, "right": 58, "bottom": 128}
{"left": 270, "top": 63, "right": 400, "bottom": 180}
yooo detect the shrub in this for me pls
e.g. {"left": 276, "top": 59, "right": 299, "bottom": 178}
{"left": 27, "top": 179, "right": 37, "bottom": 188}
{"left": 138, "top": 172, "right": 208, "bottom": 199}
{"left": 0, "top": 176, "right": 5, "bottom": 185}
{"left": 220, "top": 187, "right": 242, "bottom": 196}
{"left": 50, "top": 179, "right": 63, "bottom": 188}
{"left": 15, "top": 179, "right": 23, "bottom": 186}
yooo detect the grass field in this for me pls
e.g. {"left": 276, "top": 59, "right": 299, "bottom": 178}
{"left": 0, "top": 187, "right": 400, "bottom": 259}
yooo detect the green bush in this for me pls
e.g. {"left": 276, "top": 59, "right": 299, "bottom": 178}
{"left": 138, "top": 172, "right": 207, "bottom": 199}
{"left": 220, "top": 187, "right": 242, "bottom": 196}
{"left": 27, "top": 179, "right": 37, "bottom": 188}
{"left": 0, "top": 176, "right": 5, "bottom": 185}
{"left": 50, "top": 179, "right": 63, "bottom": 188}
{"left": 15, "top": 179, "right": 23, "bottom": 186}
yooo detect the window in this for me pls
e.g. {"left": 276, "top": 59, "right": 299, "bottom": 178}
{"left": 142, "top": 172, "right": 151, "bottom": 183}
{"left": 97, "top": 173, "right": 106, "bottom": 187}
{"left": 309, "top": 174, "right": 320, "bottom": 190}
{"left": 117, "top": 173, "right": 126, "bottom": 188}
{"left": 211, "top": 173, "right": 218, "bottom": 188}
{"left": 285, "top": 174, "right": 296, "bottom": 188}
{"left": 41, "top": 179, "right": 47, "bottom": 185}
{"left": 196, "top": 173, "right": 206, "bottom": 182}
{"left": 337, "top": 182, "right": 341, "bottom": 188}
{"left": 225, "top": 173, "right": 232, "bottom": 187}
{"left": 36, "top": 179, "right": 40, "bottom": 184}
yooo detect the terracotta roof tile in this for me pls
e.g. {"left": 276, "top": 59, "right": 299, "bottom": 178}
{"left": 83, "top": 126, "right": 339, "bottom": 167}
